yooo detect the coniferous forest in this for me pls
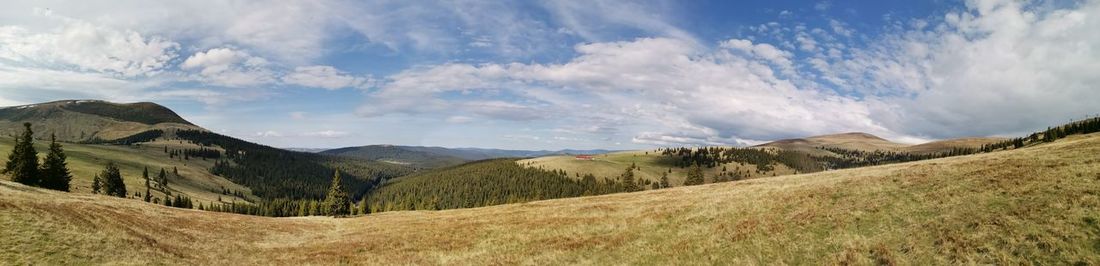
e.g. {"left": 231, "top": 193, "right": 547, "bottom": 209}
{"left": 367, "top": 159, "right": 628, "bottom": 212}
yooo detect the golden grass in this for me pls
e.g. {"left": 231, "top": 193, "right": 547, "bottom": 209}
{"left": 518, "top": 150, "right": 795, "bottom": 187}
{"left": 3, "top": 133, "right": 1100, "bottom": 264}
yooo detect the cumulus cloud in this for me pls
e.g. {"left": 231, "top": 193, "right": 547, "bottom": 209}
{"left": 361, "top": 37, "right": 894, "bottom": 146}
{"left": 359, "top": 0, "right": 1100, "bottom": 146}
{"left": 0, "top": 16, "right": 178, "bottom": 77}
{"left": 180, "top": 47, "right": 275, "bottom": 87}
{"left": 822, "top": 0, "right": 1100, "bottom": 138}
{"left": 282, "top": 65, "right": 369, "bottom": 90}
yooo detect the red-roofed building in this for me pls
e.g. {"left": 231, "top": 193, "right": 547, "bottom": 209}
{"left": 575, "top": 155, "right": 594, "bottom": 160}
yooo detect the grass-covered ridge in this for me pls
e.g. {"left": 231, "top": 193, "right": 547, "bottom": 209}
{"left": 2, "top": 132, "right": 1098, "bottom": 264}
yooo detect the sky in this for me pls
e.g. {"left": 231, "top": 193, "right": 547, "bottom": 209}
{"left": 0, "top": 0, "right": 1098, "bottom": 150}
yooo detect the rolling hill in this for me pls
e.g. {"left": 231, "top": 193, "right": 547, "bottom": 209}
{"left": 0, "top": 100, "right": 203, "bottom": 142}
{"left": 522, "top": 132, "right": 1007, "bottom": 188}
{"left": 0, "top": 100, "right": 413, "bottom": 205}
{"left": 322, "top": 144, "right": 617, "bottom": 168}
{"left": 756, "top": 132, "right": 1006, "bottom": 155}
{"left": 3, "top": 132, "right": 1098, "bottom": 264}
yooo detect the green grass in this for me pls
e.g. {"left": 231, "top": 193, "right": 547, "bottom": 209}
{"left": 5, "top": 133, "right": 1098, "bottom": 264}
{"left": 0, "top": 138, "right": 255, "bottom": 205}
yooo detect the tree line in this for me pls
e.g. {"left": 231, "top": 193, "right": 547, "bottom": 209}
{"left": 659, "top": 146, "right": 823, "bottom": 173}
{"left": 367, "top": 159, "right": 631, "bottom": 212}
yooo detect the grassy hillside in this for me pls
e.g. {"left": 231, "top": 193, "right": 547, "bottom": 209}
{"left": 519, "top": 149, "right": 797, "bottom": 187}
{"left": 0, "top": 100, "right": 203, "bottom": 142}
{"left": 5, "top": 133, "right": 1097, "bottom": 264}
{"left": 0, "top": 137, "right": 257, "bottom": 205}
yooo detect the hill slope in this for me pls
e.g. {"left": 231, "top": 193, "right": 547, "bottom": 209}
{"left": 0, "top": 100, "right": 202, "bottom": 142}
{"left": 4, "top": 132, "right": 1097, "bottom": 264}
{"left": 756, "top": 132, "right": 908, "bottom": 155}
{"left": 322, "top": 145, "right": 618, "bottom": 168}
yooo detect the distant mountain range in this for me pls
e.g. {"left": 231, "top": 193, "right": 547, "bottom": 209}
{"left": 319, "top": 145, "right": 618, "bottom": 168}
{"left": 754, "top": 132, "right": 1005, "bottom": 156}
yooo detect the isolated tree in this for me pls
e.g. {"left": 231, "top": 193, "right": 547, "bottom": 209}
{"left": 39, "top": 134, "right": 72, "bottom": 191}
{"left": 158, "top": 168, "right": 168, "bottom": 190}
{"left": 620, "top": 166, "right": 639, "bottom": 192}
{"left": 100, "top": 162, "right": 127, "bottom": 198}
{"left": 322, "top": 170, "right": 350, "bottom": 216}
{"left": 659, "top": 172, "right": 670, "bottom": 188}
{"left": 684, "top": 163, "right": 705, "bottom": 186}
{"left": 91, "top": 174, "right": 102, "bottom": 194}
{"left": 3, "top": 123, "right": 39, "bottom": 186}
{"left": 143, "top": 167, "right": 152, "bottom": 202}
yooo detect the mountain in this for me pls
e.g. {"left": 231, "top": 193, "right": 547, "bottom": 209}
{"left": 321, "top": 145, "right": 470, "bottom": 168}
{"left": 321, "top": 145, "right": 617, "bottom": 168}
{"left": 755, "top": 132, "right": 907, "bottom": 155}
{"left": 4, "top": 131, "right": 1097, "bottom": 264}
{"left": 0, "top": 100, "right": 202, "bottom": 142}
{"left": 0, "top": 100, "right": 412, "bottom": 203}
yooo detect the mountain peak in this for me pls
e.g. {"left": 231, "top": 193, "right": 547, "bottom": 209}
{"left": 0, "top": 99, "right": 201, "bottom": 142}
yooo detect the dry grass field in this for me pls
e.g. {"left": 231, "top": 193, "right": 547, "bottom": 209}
{"left": 3, "top": 133, "right": 1099, "bottom": 264}
{"left": 518, "top": 150, "right": 796, "bottom": 186}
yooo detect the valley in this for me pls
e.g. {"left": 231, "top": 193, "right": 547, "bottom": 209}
{"left": 4, "top": 132, "right": 1098, "bottom": 264}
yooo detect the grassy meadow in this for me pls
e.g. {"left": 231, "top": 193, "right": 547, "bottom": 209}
{"left": 518, "top": 149, "right": 796, "bottom": 187}
{"left": 0, "top": 137, "right": 255, "bottom": 205}
{"left": 3, "top": 132, "right": 1099, "bottom": 264}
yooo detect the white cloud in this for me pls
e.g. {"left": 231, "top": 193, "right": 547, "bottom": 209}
{"left": 0, "top": 16, "right": 178, "bottom": 77}
{"left": 300, "top": 130, "right": 350, "bottom": 138}
{"left": 362, "top": 37, "right": 897, "bottom": 146}
{"left": 540, "top": 0, "right": 697, "bottom": 44}
{"left": 255, "top": 130, "right": 283, "bottom": 138}
{"left": 180, "top": 47, "right": 274, "bottom": 87}
{"left": 282, "top": 65, "right": 368, "bottom": 90}
{"left": 822, "top": 0, "right": 1100, "bottom": 138}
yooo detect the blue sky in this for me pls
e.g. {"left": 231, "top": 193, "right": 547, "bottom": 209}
{"left": 1, "top": 0, "right": 1098, "bottom": 150}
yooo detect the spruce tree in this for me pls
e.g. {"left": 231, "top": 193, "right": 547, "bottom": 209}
{"left": 143, "top": 167, "right": 152, "bottom": 202}
{"left": 659, "top": 172, "right": 670, "bottom": 188}
{"left": 685, "top": 163, "right": 705, "bottom": 186}
{"left": 39, "top": 134, "right": 72, "bottom": 191}
{"left": 100, "top": 162, "right": 127, "bottom": 197}
{"left": 3, "top": 123, "right": 39, "bottom": 186}
{"left": 322, "top": 170, "right": 350, "bottom": 216}
{"left": 91, "top": 174, "right": 102, "bottom": 194}
{"left": 158, "top": 168, "right": 168, "bottom": 190}
{"left": 620, "top": 166, "right": 638, "bottom": 191}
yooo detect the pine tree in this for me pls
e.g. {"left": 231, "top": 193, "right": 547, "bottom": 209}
{"left": 659, "top": 172, "right": 670, "bottom": 188}
{"left": 3, "top": 123, "right": 39, "bottom": 186}
{"left": 357, "top": 199, "right": 368, "bottom": 215}
{"left": 91, "top": 174, "right": 102, "bottom": 194}
{"left": 158, "top": 168, "right": 168, "bottom": 190}
{"left": 39, "top": 134, "right": 72, "bottom": 191}
{"left": 323, "top": 170, "right": 350, "bottom": 216}
{"left": 684, "top": 163, "right": 705, "bottom": 186}
{"left": 143, "top": 167, "right": 152, "bottom": 202}
{"left": 620, "top": 166, "right": 638, "bottom": 191}
{"left": 100, "top": 162, "right": 127, "bottom": 197}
